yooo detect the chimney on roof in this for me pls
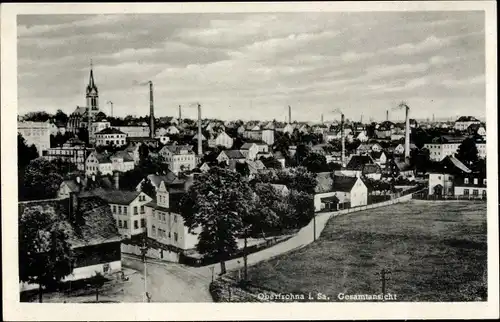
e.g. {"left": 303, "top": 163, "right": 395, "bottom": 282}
{"left": 113, "top": 171, "right": 119, "bottom": 190}
{"left": 68, "top": 191, "right": 79, "bottom": 221}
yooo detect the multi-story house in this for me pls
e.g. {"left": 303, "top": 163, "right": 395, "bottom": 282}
{"left": 243, "top": 129, "right": 275, "bottom": 145}
{"left": 240, "top": 143, "right": 259, "bottom": 160}
{"left": 159, "top": 143, "right": 196, "bottom": 174}
{"left": 428, "top": 155, "right": 471, "bottom": 196}
{"left": 89, "top": 120, "right": 111, "bottom": 143}
{"left": 42, "top": 138, "right": 92, "bottom": 171}
{"left": 85, "top": 151, "right": 135, "bottom": 176}
{"left": 146, "top": 181, "right": 199, "bottom": 250}
{"left": 453, "top": 116, "right": 481, "bottom": 131}
{"left": 114, "top": 125, "right": 150, "bottom": 138}
{"left": 17, "top": 121, "right": 51, "bottom": 155}
{"left": 85, "top": 190, "right": 153, "bottom": 239}
{"left": 454, "top": 174, "right": 487, "bottom": 198}
{"left": 423, "top": 136, "right": 486, "bottom": 161}
{"left": 216, "top": 150, "right": 246, "bottom": 164}
{"left": 95, "top": 128, "right": 127, "bottom": 147}
{"left": 208, "top": 131, "right": 234, "bottom": 149}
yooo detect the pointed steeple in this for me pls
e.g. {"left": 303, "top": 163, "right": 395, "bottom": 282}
{"left": 87, "top": 59, "right": 98, "bottom": 94}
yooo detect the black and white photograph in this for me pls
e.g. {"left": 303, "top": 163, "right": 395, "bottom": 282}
{"left": 1, "top": 1, "right": 498, "bottom": 321}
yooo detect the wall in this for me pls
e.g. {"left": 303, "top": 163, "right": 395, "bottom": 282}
{"left": 121, "top": 243, "right": 179, "bottom": 262}
{"left": 314, "top": 191, "right": 349, "bottom": 211}
{"left": 350, "top": 178, "right": 368, "bottom": 207}
{"left": 428, "top": 173, "right": 454, "bottom": 195}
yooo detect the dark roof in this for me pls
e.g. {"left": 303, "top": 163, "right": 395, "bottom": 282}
{"left": 162, "top": 144, "right": 194, "bottom": 154}
{"left": 346, "top": 155, "right": 374, "bottom": 170}
{"left": 18, "top": 196, "right": 121, "bottom": 249}
{"left": 127, "top": 137, "right": 158, "bottom": 142}
{"left": 315, "top": 172, "right": 360, "bottom": 193}
{"left": 81, "top": 190, "right": 142, "bottom": 205}
{"left": 370, "top": 151, "right": 384, "bottom": 159}
{"left": 456, "top": 116, "right": 480, "bottom": 122}
{"left": 145, "top": 201, "right": 171, "bottom": 213}
{"left": 93, "top": 152, "right": 111, "bottom": 163}
{"left": 273, "top": 151, "right": 285, "bottom": 159}
{"left": 96, "top": 127, "right": 125, "bottom": 135}
{"left": 362, "top": 163, "right": 382, "bottom": 174}
{"left": 111, "top": 151, "right": 134, "bottom": 162}
{"left": 320, "top": 195, "right": 340, "bottom": 203}
{"left": 224, "top": 150, "right": 245, "bottom": 159}
{"left": 241, "top": 142, "right": 257, "bottom": 149}
{"left": 147, "top": 172, "right": 179, "bottom": 187}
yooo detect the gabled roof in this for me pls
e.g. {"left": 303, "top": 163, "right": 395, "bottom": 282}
{"left": 346, "top": 155, "right": 375, "bottom": 171}
{"left": 315, "top": 172, "right": 360, "bottom": 193}
{"left": 92, "top": 152, "right": 111, "bottom": 164}
{"left": 161, "top": 144, "right": 194, "bottom": 155}
{"left": 246, "top": 160, "right": 266, "bottom": 173}
{"left": 96, "top": 127, "right": 125, "bottom": 135}
{"left": 456, "top": 116, "right": 480, "bottom": 122}
{"left": 223, "top": 150, "right": 245, "bottom": 159}
{"left": 72, "top": 106, "right": 87, "bottom": 116}
{"left": 370, "top": 151, "right": 384, "bottom": 159}
{"left": 18, "top": 196, "right": 121, "bottom": 249}
{"left": 111, "top": 151, "right": 134, "bottom": 162}
{"left": 146, "top": 172, "right": 179, "bottom": 187}
{"left": 83, "top": 190, "right": 142, "bottom": 205}
{"left": 241, "top": 142, "right": 257, "bottom": 150}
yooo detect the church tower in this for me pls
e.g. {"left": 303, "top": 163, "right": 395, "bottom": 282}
{"left": 86, "top": 61, "right": 99, "bottom": 117}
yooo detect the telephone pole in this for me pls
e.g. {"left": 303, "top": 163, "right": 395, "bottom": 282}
{"left": 375, "top": 268, "right": 391, "bottom": 300}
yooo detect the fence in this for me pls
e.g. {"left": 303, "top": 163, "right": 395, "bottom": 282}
{"left": 413, "top": 192, "right": 487, "bottom": 201}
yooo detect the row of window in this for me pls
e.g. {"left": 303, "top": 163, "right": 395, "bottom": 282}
{"left": 112, "top": 205, "right": 145, "bottom": 215}
{"left": 98, "top": 140, "right": 126, "bottom": 145}
{"left": 464, "top": 178, "right": 486, "bottom": 185}
{"left": 153, "top": 211, "right": 177, "bottom": 223}
{"left": 117, "top": 218, "right": 146, "bottom": 229}
{"left": 463, "top": 189, "right": 486, "bottom": 196}
{"left": 152, "top": 226, "right": 178, "bottom": 241}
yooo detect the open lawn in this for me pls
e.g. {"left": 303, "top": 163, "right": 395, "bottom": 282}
{"left": 244, "top": 201, "right": 487, "bottom": 301}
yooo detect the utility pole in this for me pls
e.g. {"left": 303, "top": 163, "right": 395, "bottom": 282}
{"left": 140, "top": 238, "right": 149, "bottom": 303}
{"left": 313, "top": 213, "right": 316, "bottom": 241}
{"left": 375, "top": 268, "right": 391, "bottom": 300}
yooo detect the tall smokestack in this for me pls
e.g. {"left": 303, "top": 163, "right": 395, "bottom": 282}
{"left": 341, "top": 113, "right": 345, "bottom": 168}
{"left": 321, "top": 114, "right": 324, "bottom": 124}
{"left": 288, "top": 105, "right": 291, "bottom": 124}
{"left": 197, "top": 103, "right": 202, "bottom": 156}
{"left": 149, "top": 81, "right": 154, "bottom": 139}
{"left": 360, "top": 114, "right": 363, "bottom": 124}
{"left": 178, "top": 105, "right": 182, "bottom": 122}
{"left": 404, "top": 105, "right": 410, "bottom": 161}
{"left": 386, "top": 110, "right": 389, "bottom": 121}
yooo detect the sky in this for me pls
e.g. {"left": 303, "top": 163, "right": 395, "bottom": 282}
{"left": 17, "top": 11, "right": 485, "bottom": 122}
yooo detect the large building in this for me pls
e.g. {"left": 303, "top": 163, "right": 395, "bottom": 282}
{"left": 453, "top": 116, "right": 481, "bottom": 131}
{"left": 17, "top": 121, "right": 51, "bottom": 155}
{"left": 115, "top": 126, "right": 150, "bottom": 138}
{"left": 146, "top": 180, "right": 199, "bottom": 250}
{"left": 94, "top": 127, "right": 127, "bottom": 147}
{"left": 159, "top": 143, "right": 196, "bottom": 174}
{"left": 424, "top": 136, "right": 486, "bottom": 161}
{"left": 427, "top": 155, "right": 471, "bottom": 196}
{"left": 67, "top": 65, "right": 100, "bottom": 134}
{"left": 85, "top": 151, "right": 135, "bottom": 176}
{"left": 243, "top": 129, "right": 275, "bottom": 145}
{"left": 42, "top": 138, "right": 92, "bottom": 171}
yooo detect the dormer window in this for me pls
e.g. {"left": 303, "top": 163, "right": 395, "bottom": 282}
{"left": 464, "top": 178, "right": 469, "bottom": 184}
{"left": 474, "top": 178, "right": 478, "bottom": 185}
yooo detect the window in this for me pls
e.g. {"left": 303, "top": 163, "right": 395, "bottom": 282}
{"left": 113, "top": 205, "right": 117, "bottom": 213}
{"left": 123, "top": 206, "right": 128, "bottom": 214}
{"left": 473, "top": 178, "right": 478, "bottom": 185}
{"left": 174, "top": 232, "right": 178, "bottom": 242}
{"left": 123, "top": 220, "right": 128, "bottom": 228}
{"left": 464, "top": 178, "right": 469, "bottom": 184}
{"left": 152, "top": 211, "right": 156, "bottom": 219}
{"left": 437, "top": 176, "right": 441, "bottom": 180}
{"left": 464, "top": 189, "right": 469, "bottom": 196}
{"left": 134, "top": 220, "right": 139, "bottom": 229}
{"left": 118, "top": 206, "right": 122, "bottom": 215}
{"left": 174, "top": 215, "right": 177, "bottom": 223}
{"left": 141, "top": 218, "right": 146, "bottom": 228}
{"left": 118, "top": 220, "right": 122, "bottom": 228}
{"left": 448, "top": 176, "right": 452, "bottom": 181}
{"left": 140, "top": 206, "right": 145, "bottom": 214}
{"left": 168, "top": 232, "right": 171, "bottom": 239}
{"left": 482, "top": 190, "right": 487, "bottom": 197}
{"left": 473, "top": 189, "right": 479, "bottom": 196}
{"left": 134, "top": 206, "right": 138, "bottom": 215}
{"left": 162, "top": 214, "right": 166, "bottom": 221}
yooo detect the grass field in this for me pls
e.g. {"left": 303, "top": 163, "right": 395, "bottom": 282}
{"left": 243, "top": 201, "right": 487, "bottom": 301}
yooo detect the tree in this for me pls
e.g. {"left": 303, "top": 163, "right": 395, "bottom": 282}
{"left": 302, "top": 153, "right": 327, "bottom": 173}
{"left": 235, "top": 161, "right": 250, "bottom": 177}
{"left": 54, "top": 109, "right": 69, "bottom": 125}
{"left": 259, "top": 156, "right": 282, "bottom": 170}
{"left": 294, "top": 144, "right": 311, "bottom": 166}
{"left": 138, "top": 144, "right": 150, "bottom": 162}
{"left": 179, "top": 167, "right": 254, "bottom": 274}
{"left": 19, "top": 209, "right": 73, "bottom": 302}
{"left": 141, "top": 178, "right": 156, "bottom": 199}
{"left": 22, "top": 158, "right": 64, "bottom": 200}
{"left": 24, "top": 111, "right": 51, "bottom": 122}
{"left": 456, "top": 137, "right": 479, "bottom": 168}
{"left": 288, "top": 166, "right": 317, "bottom": 195}
{"left": 286, "top": 190, "right": 315, "bottom": 228}
{"left": 251, "top": 183, "right": 286, "bottom": 234}
{"left": 18, "top": 133, "right": 39, "bottom": 169}
{"left": 76, "top": 128, "right": 89, "bottom": 145}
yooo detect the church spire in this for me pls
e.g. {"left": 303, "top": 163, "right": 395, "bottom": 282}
{"left": 87, "top": 59, "right": 97, "bottom": 94}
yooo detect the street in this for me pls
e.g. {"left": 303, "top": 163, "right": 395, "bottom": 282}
{"left": 122, "top": 254, "right": 213, "bottom": 302}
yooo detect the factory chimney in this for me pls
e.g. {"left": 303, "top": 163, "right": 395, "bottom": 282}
{"left": 288, "top": 105, "right": 292, "bottom": 124}
{"left": 341, "top": 113, "right": 346, "bottom": 168}
{"left": 321, "top": 113, "right": 324, "bottom": 124}
{"left": 386, "top": 110, "right": 389, "bottom": 121}
{"left": 197, "top": 103, "right": 202, "bottom": 156}
{"left": 149, "top": 81, "right": 155, "bottom": 139}
{"left": 178, "top": 105, "right": 182, "bottom": 122}
{"left": 404, "top": 104, "right": 410, "bottom": 161}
